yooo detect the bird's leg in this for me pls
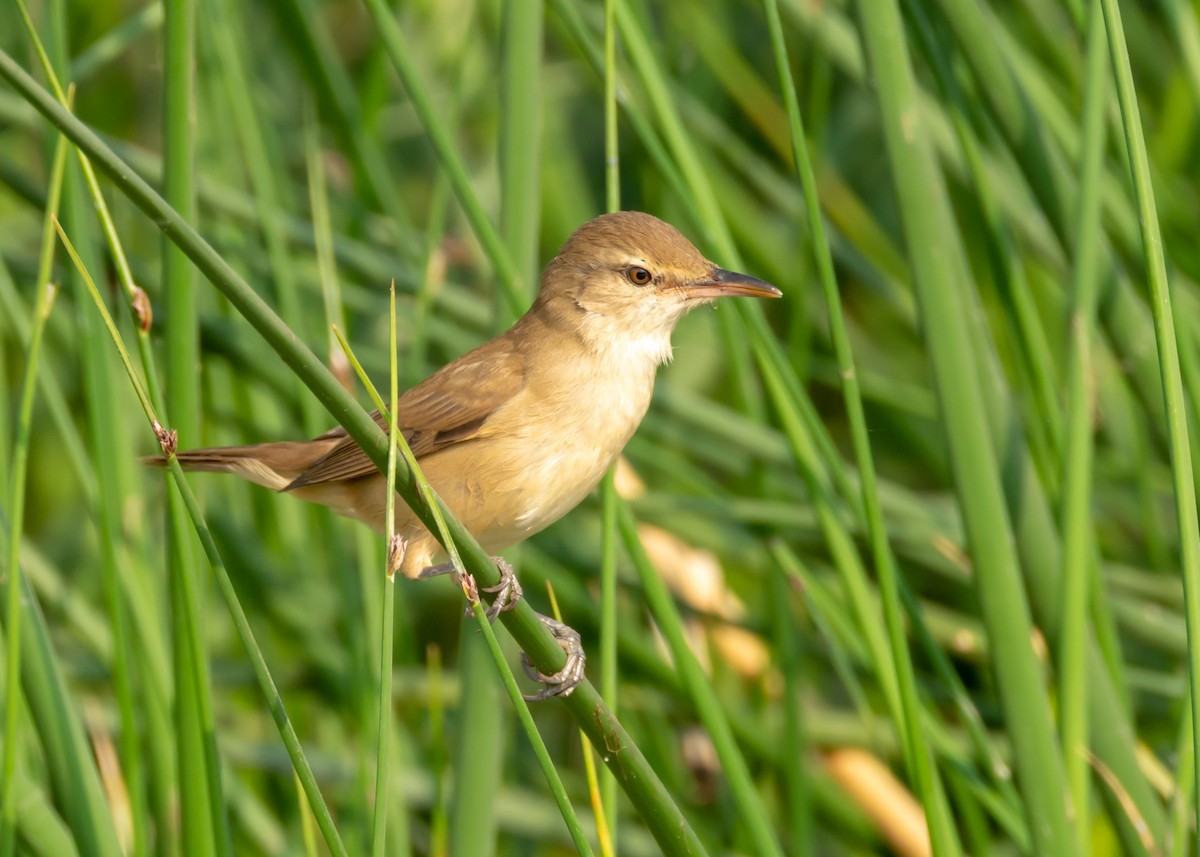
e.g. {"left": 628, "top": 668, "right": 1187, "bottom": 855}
{"left": 521, "top": 614, "right": 586, "bottom": 701}
{"left": 417, "top": 556, "right": 523, "bottom": 620}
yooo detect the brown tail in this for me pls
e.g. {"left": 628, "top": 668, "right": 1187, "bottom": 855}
{"left": 142, "top": 440, "right": 335, "bottom": 491}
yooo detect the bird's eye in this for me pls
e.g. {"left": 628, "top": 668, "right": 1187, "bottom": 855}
{"left": 626, "top": 266, "right": 653, "bottom": 286}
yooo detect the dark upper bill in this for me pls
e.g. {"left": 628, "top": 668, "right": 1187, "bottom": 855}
{"left": 681, "top": 267, "right": 783, "bottom": 300}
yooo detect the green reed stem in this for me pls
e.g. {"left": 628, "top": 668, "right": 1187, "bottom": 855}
{"left": 1058, "top": 0, "right": 1109, "bottom": 847}
{"left": 370, "top": 286, "right": 400, "bottom": 857}
{"left": 0, "top": 122, "right": 66, "bottom": 857}
{"left": 1101, "top": 0, "right": 1200, "bottom": 831}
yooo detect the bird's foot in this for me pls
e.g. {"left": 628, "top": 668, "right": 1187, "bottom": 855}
{"left": 417, "top": 556, "right": 523, "bottom": 621}
{"left": 479, "top": 557, "right": 523, "bottom": 620}
{"left": 521, "top": 614, "right": 586, "bottom": 701}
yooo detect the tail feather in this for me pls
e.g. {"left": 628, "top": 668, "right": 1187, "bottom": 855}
{"left": 142, "top": 441, "right": 334, "bottom": 491}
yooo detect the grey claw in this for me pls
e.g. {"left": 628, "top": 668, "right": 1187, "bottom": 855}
{"left": 462, "top": 557, "right": 523, "bottom": 621}
{"left": 521, "top": 614, "right": 586, "bottom": 701}
{"left": 483, "top": 557, "right": 523, "bottom": 619}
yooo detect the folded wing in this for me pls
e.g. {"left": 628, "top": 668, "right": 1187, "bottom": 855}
{"left": 285, "top": 337, "right": 527, "bottom": 490}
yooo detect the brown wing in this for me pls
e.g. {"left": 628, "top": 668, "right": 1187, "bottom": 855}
{"left": 284, "top": 336, "right": 526, "bottom": 491}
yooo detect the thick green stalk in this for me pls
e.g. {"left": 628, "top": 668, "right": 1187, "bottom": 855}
{"left": 25, "top": 82, "right": 169, "bottom": 857}
{"left": 15, "top": 10, "right": 180, "bottom": 850}
{"left": 0, "top": 52, "right": 707, "bottom": 857}
{"left": 854, "top": 0, "right": 1076, "bottom": 853}
{"left": 903, "top": 2, "right": 1064, "bottom": 491}
{"left": 1100, "top": 0, "right": 1200, "bottom": 830}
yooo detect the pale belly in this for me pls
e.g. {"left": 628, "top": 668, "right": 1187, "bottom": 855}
{"left": 419, "top": 415, "right": 635, "bottom": 552}
{"left": 477, "top": 438, "right": 618, "bottom": 547}
{"left": 330, "top": 358, "right": 657, "bottom": 575}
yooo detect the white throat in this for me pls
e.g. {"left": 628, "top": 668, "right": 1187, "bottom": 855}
{"left": 574, "top": 306, "right": 680, "bottom": 368}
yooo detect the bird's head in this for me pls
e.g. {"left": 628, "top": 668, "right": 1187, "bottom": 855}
{"left": 535, "top": 211, "right": 781, "bottom": 363}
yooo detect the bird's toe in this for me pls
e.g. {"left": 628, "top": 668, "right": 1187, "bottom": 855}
{"left": 521, "top": 613, "right": 586, "bottom": 701}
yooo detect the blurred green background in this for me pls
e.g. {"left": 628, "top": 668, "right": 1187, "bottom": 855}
{"left": 2, "top": 0, "right": 1199, "bottom": 854}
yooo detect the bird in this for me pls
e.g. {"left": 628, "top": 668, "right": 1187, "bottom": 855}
{"left": 154, "top": 211, "right": 780, "bottom": 697}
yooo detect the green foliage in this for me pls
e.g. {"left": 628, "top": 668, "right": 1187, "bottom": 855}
{"left": 1, "top": 0, "right": 1199, "bottom": 853}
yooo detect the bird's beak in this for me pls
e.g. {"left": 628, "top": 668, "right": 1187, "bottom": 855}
{"left": 682, "top": 267, "right": 782, "bottom": 300}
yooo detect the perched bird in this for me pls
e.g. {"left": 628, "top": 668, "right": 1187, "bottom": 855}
{"left": 158, "top": 211, "right": 780, "bottom": 696}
